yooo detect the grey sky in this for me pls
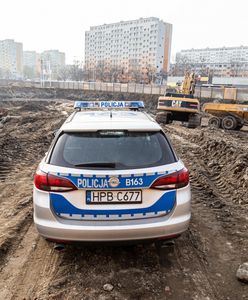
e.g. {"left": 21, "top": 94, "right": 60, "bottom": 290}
{"left": 1, "top": 0, "right": 247, "bottom": 64}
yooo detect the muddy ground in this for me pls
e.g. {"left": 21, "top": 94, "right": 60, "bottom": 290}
{"left": 0, "top": 99, "right": 247, "bottom": 300}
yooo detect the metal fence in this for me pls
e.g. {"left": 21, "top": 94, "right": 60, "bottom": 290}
{"left": 0, "top": 79, "right": 166, "bottom": 95}
{"left": 39, "top": 81, "right": 167, "bottom": 95}
{"left": 0, "top": 79, "right": 248, "bottom": 101}
{"left": 32, "top": 81, "right": 248, "bottom": 100}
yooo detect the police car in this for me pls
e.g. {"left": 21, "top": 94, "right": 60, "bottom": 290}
{"left": 33, "top": 101, "right": 191, "bottom": 243}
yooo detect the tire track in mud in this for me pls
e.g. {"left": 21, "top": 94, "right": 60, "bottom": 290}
{"left": 0, "top": 223, "right": 38, "bottom": 299}
{"left": 167, "top": 124, "right": 248, "bottom": 205}
{"left": 0, "top": 168, "right": 33, "bottom": 268}
{"left": 0, "top": 101, "right": 69, "bottom": 299}
{"left": 165, "top": 124, "right": 248, "bottom": 300}
{"left": 10, "top": 233, "right": 62, "bottom": 300}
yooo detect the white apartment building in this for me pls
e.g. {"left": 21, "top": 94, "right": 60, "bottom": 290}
{"left": 0, "top": 39, "right": 23, "bottom": 79}
{"left": 85, "top": 17, "right": 172, "bottom": 80}
{"left": 176, "top": 46, "right": 248, "bottom": 77}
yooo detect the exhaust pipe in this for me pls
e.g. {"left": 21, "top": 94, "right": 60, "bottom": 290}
{"left": 46, "top": 238, "right": 70, "bottom": 250}
{"left": 155, "top": 238, "right": 176, "bottom": 253}
{"left": 159, "top": 239, "right": 175, "bottom": 249}
{"left": 53, "top": 243, "right": 66, "bottom": 251}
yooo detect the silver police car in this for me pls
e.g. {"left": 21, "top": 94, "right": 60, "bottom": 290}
{"left": 33, "top": 101, "right": 191, "bottom": 243}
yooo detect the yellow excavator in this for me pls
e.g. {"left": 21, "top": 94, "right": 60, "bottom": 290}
{"left": 156, "top": 72, "right": 201, "bottom": 128}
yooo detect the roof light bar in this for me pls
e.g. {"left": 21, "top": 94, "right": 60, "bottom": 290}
{"left": 74, "top": 101, "right": 144, "bottom": 110}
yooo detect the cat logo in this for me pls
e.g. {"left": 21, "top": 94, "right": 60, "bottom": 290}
{"left": 171, "top": 100, "right": 182, "bottom": 107}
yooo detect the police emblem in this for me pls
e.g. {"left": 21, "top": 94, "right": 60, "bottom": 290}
{"left": 108, "top": 177, "right": 120, "bottom": 187}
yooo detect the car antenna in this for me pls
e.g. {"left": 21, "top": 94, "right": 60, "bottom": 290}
{"left": 110, "top": 111, "right": 112, "bottom": 118}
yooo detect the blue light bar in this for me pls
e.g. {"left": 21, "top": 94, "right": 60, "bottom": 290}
{"left": 74, "top": 101, "right": 144, "bottom": 110}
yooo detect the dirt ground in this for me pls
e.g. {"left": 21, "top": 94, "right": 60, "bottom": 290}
{"left": 0, "top": 99, "right": 247, "bottom": 300}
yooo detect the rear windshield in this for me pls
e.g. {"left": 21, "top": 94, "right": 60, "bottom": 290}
{"left": 49, "top": 131, "right": 176, "bottom": 170}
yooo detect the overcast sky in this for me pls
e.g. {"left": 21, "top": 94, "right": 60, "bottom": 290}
{"left": 1, "top": 0, "right": 247, "bottom": 64}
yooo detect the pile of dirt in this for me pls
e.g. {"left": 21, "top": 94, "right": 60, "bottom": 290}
{"left": 0, "top": 101, "right": 67, "bottom": 183}
{"left": 0, "top": 108, "right": 8, "bottom": 118}
{"left": 0, "top": 86, "right": 159, "bottom": 111}
{"left": 190, "top": 130, "right": 248, "bottom": 205}
{"left": 18, "top": 102, "right": 50, "bottom": 112}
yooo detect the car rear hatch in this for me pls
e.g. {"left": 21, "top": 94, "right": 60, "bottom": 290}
{"left": 36, "top": 130, "right": 188, "bottom": 221}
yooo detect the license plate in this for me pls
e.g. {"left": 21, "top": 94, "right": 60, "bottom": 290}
{"left": 86, "top": 190, "right": 142, "bottom": 204}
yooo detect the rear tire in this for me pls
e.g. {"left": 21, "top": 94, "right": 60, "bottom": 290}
{"left": 208, "top": 116, "right": 221, "bottom": 129}
{"left": 188, "top": 114, "right": 201, "bottom": 128}
{"left": 222, "top": 116, "right": 238, "bottom": 130}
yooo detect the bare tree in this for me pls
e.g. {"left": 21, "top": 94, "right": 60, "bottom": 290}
{"left": 57, "top": 66, "right": 70, "bottom": 81}
{"left": 128, "top": 59, "right": 141, "bottom": 83}
{"left": 110, "top": 65, "right": 122, "bottom": 83}
{"left": 69, "top": 60, "right": 84, "bottom": 81}
{"left": 172, "top": 54, "right": 198, "bottom": 76}
{"left": 95, "top": 61, "right": 105, "bottom": 81}
{"left": 158, "top": 69, "right": 168, "bottom": 84}
{"left": 118, "top": 68, "right": 126, "bottom": 83}
{"left": 230, "top": 59, "right": 244, "bottom": 77}
{"left": 199, "top": 57, "right": 208, "bottom": 76}
{"left": 177, "top": 55, "right": 192, "bottom": 75}
{"left": 83, "top": 67, "right": 90, "bottom": 81}
{"left": 144, "top": 64, "right": 156, "bottom": 84}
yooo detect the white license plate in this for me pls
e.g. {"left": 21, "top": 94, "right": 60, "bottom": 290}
{"left": 86, "top": 190, "right": 142, "bottom": 204}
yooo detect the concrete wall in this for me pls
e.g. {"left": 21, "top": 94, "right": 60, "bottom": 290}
{"left": 40, "top": 81, "right": 167, "bottom": 95}
{"left": 0, "top": 79, "right": 247, "bottom": 101}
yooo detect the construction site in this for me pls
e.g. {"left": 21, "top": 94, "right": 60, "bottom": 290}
{"left": 0, "top": 83, "right": 247, "bottom": 300}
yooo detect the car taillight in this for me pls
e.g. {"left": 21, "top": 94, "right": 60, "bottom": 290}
{"left": 151, "top": 168, "right": 189, "bottom": 190}
{"left": 34, "top": 170, "right": 77, "bottom": 192}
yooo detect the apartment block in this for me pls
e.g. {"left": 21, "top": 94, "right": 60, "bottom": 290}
{"left": 0, "top": 39, "right": 23, "bottom": 79}
{"left": 175, "top": 46, "right": 248, "bottom": 77}
{"left": 85, "top": 17, "right": 172, "bottom": 81}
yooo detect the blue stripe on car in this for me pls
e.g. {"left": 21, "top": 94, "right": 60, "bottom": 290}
{"left": 50, "top": 191, "right": 176, "bottom": 218}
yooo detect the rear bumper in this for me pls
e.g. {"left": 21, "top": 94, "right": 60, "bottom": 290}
{"left": 35, "top": 213, "right": 190, "bottom": 242}
{"left": 33, "top": 186, "right": 191, "bottom": 242}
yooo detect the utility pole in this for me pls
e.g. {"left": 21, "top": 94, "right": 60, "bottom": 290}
{"left": 48, "top": 60, "right": 52, "bottom": 87}
{"left": 40, "top": 59, "right": 44, "bottom": 88}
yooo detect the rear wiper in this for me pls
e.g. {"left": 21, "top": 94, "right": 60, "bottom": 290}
{"left": 74, "top": 162, "right": 116, "bottom": 168}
